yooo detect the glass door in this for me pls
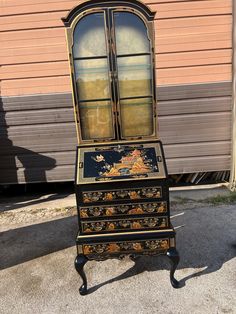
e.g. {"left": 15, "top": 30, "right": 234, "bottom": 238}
{"left": 112, "top": 11, "right": 155, "bottom": 139}
{"left": 71, "top": 8, "right": 156, "bottom": 142}
{"left": 72, "top": 12, "right": 115, "bottom": 140}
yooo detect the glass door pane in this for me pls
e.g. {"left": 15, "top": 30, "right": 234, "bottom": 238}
{"left": 74, "top": 59, "right": 110, "bottom": 101}
{"left": 73, "top": 13, "right": 114, "bottom": 140}
{"left": 114, "top": 12, "right": 150, "bottom": 55}
{"left": 117, "top": 55, "right": 152, "bottom": 98}
{"left": 120, "top": 98, "right": 153, "bottom": 137}
{"left": 73, "top": 13, "right": 107, "bottom": 58}
{"left": 79, "top": 101, "right": 113, "bottom": 140}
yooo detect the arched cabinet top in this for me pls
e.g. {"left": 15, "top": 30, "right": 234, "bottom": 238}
{"left": 62, "top": 0, "right": 156, "bottom": 27}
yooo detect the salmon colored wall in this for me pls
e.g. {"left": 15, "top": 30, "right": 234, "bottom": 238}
{"left": 0, "top": 0, "right": 232, "bottom": 96}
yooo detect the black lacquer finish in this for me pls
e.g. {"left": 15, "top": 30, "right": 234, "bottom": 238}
{"left": 167, "top": 247, "right": 180, "bottom": 288}
{"left": 73, "top": 141, "right": 179, "bottom": 294}
{"left": 74, "top": 255, "right": 88, "bottom": 295}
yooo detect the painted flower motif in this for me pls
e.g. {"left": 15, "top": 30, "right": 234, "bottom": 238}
{"left": 107, "top": 222, "right": 115, "bottom": 230}
{"left": 128, "top": 191, "right": 140, "bottom": 199}
{"left": 80, "top": 209, "right": 88, "bottom": 218}
{"left": 133, "top": 243, "right": 142, "bottom": 251}
{"left": 83, "top": 245, "right": 92, "bottom": 255}
{"left": 104, "top": 192, "right": 114, "bottom": 201}
{"left": 94, "top": 154, "right": 105, "bottom": 162}
{"left": 106, "top": 207, "right": 116, "bottom": 216}
{"left": 132, "top": 221, "right": 142, "bottom": 229}
{"left": 108, "top": 243, "right": 120, "bottom": 252}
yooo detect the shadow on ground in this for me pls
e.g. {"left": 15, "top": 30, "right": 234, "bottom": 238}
{"left": 0, "top": 205, "right": 235, "bottom": 293}
{"left": 0, "top": 192, "right": 74, "bottom": 212}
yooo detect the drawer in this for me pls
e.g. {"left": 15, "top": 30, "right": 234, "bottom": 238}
{"left": 79, "top": 201, "right": 168, "bottom": 218}
{"left": 80, "top": 238, "right": 170, "bottom": 256}
{"left": 82, "top": 186, "right": 162, "bottom": 204}
{"left": 81, "top": 216, "right": 168, "bottom": 234}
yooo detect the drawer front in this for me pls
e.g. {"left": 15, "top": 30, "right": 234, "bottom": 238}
{"left": 79, "top": 201, "right": 168, "bottom": 218}
{"left": 82, "top": 186, "right": 162, "bottom": 204}
{"left": 81, "top": 216, "right": 168, "bottom": 234}
{"left": 80, "top": 238, "right": 170, "bottom": 256}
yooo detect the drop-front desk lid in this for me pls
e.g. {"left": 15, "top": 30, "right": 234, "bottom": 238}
{"left": 76, "top": 141, "right": 167, "bottom": 185}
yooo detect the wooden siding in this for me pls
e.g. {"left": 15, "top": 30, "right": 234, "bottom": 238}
{"left": 0, "top": 0, "right": 232, "bottom": 96}
{"left": 0, "top": 82, "right": 232, "bottom": 184}
{"left": 0, "top": 0, "right": 233, "bottom": 183}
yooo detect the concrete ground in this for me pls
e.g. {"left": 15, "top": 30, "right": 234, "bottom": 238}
{"left": 0, "top": 186, "right": 235, "bottom": 314}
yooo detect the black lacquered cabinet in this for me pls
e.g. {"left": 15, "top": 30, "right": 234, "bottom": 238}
{"left": 63, "top": 0, "right": 180, "bottom": 295}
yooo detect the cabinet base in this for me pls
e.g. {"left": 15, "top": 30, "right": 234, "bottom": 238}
{"left": 75, "top": 247, "right": 180, "bottom": 295}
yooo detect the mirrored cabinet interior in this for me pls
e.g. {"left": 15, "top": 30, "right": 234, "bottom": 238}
{"left": 63, "top": 0, "right": 180, "bottom": 295}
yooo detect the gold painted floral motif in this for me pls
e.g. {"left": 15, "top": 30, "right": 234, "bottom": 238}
{"left": 144, "top": 218, "right": 158, "bottom": 228}
{"left": 116, "top": 191, "right": 128, "bottom": 198}
{"left": 119, "top": 220, "right": 131, "bottom": 228}
{"left": 158, "top": 202, "right": 166, "bottom": 213}
{"left": 128, "top": 206, "right": 144, "bottom": 215}
{"left": 105, "top": 207, "right": 116, "bottom": 216}
{"left": 128, "top": 191, "right": 141, "bottom": 199}
{"left": 90, "top": 207, "right": 102, "bottom": 217}
{"left": 80, "top": 201, "right": 167, "bottom": 218}
{"left": 82, "top": 217, "right": 167, "bottom": 233}
{"left": 83, "top": 245, "right": 93, "bottom": 255}
{"left": 82, "top": 239, "right": 170, "bottom": 255}
{"left": 82, "top": 187, "right": 162, "bottom": 203}
{"left": 133, "top": 243, "right": 143, "bottom": 251}
{"left": 104, "top": 192, "right": 114, "bottom": 201}
{"left": 145, "top": 240, "right": 169, "bottom": 250}
{"left": 132, "top": 221, "right": 142, "bottom": 229}
{"left": 80, "top": 209, "right": 89, "bottom": 218}
{"left": 107, "top": 223, "right": 115, "bottom": 230}
{"left": 94, "top": 244, "right": 106, "bottom": 254}
{"left": 108, "top": 243, "right": 120, "bottom": 252}
{"left": 83, "top": 195, "right": 91, "bottom": 203}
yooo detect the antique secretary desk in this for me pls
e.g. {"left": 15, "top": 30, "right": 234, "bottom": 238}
{"left": 63, "top": 0, "right": 180, "bottom": 295}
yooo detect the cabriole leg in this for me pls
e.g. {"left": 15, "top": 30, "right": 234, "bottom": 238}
{"left": 167, "top": 247, "right": 180, "bottom": 288}
{"left": 75, "top": 255, "right": 88, "bottom": 295}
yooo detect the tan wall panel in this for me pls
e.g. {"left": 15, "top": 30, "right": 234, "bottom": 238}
{"left": 0, "top": 1, "right": 231, "bottom": 32}
{"left": 156, "top": 49, "right": 232, "bottom": 68}
{"left": 153, "top": 0, "right": 231, "bottom": 19}
{"left": 0, "top": 11, "right": 65, "bottom": 32}
{"left": 0, "top": 0, "right": 207, "bottom": 16}
{"left": 157, "top": 64, "right": 231, "bottom": 85}
{"left": 155, "top": 15, "right": 231, "bottom": 33}
{"left": 0, "top": 44, "right": 67, "bottom": 65}
{"left": 1, "top": 76, "right": 71, "bottom": 96}
{"left": 1, "top": 29, "right": 66, "bottom": 50}
{"left": 0, "top": 1, "right": 81, "bottom": 16}
{"left": 0, "top": 0, "right": 224, "bottom": 18}
{"left": 1, "top": 61, "right": 70, "bottom": 80}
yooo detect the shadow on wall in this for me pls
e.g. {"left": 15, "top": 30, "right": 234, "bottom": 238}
{"left": 0, "top": 204, "right": 235, "bottom": 292}
{"left": 0, "top": 97, "right": 56, "bottom": 184}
